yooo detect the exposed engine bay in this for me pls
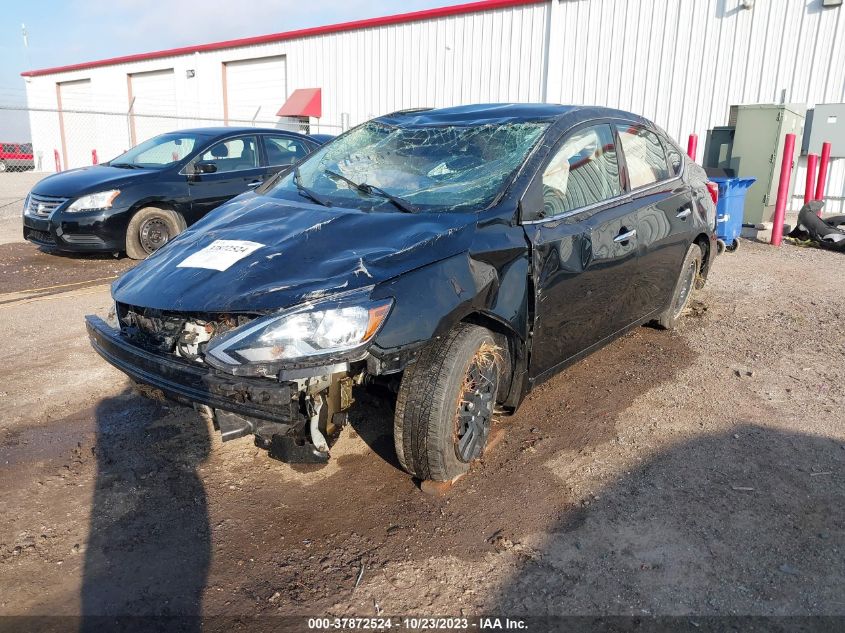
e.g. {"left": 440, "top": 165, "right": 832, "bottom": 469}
{"left": 115, "top": 303, "right": 361, "bottom": 463}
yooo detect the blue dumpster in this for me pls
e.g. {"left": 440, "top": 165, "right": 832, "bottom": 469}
{"left": 710, "top": 176, "right": 756, "bottom": 252}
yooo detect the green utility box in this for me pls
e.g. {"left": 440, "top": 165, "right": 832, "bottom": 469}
{"left": 729, "top": 104, "right": 805, "bottom": 225}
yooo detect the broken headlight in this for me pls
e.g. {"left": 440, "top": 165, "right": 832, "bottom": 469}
{"left": 205, "top": 293, "right": 392, "bottom": 374}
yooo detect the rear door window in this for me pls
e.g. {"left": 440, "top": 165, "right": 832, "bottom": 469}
{"left": 199, "top": 136, "right": 259, "bottom": 173}
{"left": 265, "top": 135, "right": 310, "bottom": 166}
{"left": 662, "top": 138, "right": 683, "bottom": 176}
{"left": 541, "top": 124, "right": 622, "bottom": 217}
{"left": 616, "top": 125, "right": 671, "bottom": 189}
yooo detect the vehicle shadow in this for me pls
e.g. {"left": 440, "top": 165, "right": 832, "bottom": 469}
{"left": 346, "top": 384, "right": 403, "bottom": 471}
{"left": 490, "top": 424, "right": 845, "bottom": 623}
{"left": 79, "top": 389, "right": 211, "bottom": 631}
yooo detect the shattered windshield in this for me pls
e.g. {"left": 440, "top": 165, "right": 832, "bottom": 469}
{"left": 266, "top": 120, "right": 549, "bottom": 212}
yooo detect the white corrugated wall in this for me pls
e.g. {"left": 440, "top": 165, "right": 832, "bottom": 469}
{"left": 23, "top": 0, "right": 845, "bottom": 210}
{"left": 545, "top": 0, "right": 845, "bottom": 212}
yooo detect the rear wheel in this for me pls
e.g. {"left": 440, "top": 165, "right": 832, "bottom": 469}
{"left": 394, "top": 323, "right": 505, "bottom": 482}
{"left": 125, "top": 207, "right": 185, "bottom": 259}
{"left": 655, "top": 243, "right": 703, "bottom": 330}
{"left": 725, "top": 239, "right": 740, "bottom": 252}
{"left": 0, "top": 161, "right": 7, "bottom": 173}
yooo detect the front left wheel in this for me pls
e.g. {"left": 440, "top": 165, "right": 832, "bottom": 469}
{"left": 125, "top": 207, "right": 185, "bottom": 259}
{"left": 394, "top": 323, "right": 506, "bottom": 482}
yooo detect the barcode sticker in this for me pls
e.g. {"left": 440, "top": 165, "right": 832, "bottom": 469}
{"left": 177, "top": 239, "right": 265, "bottom": 271}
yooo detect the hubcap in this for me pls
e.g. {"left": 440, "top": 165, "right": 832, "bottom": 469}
{"left": 139, "top": 217, "right": 170, "bottom": 253}
{"left": 454, "top": 352, "right": 499, "bottom": 463}
{"left": 672, "top": 260, "right": 697, "bottom": 318}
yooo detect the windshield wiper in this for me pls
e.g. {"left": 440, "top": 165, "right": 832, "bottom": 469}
{"left": 294, "top": 167, "right": 332, "bottom": 207}
{"left": 110, "top": 162, "right": 144, "bottom": 170}
{"left": 323, "top": 169, "right": 418, "bottom": 214}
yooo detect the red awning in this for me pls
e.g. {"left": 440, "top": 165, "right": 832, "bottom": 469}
{"left": 276, "top": 88, "right": 322, "bottom": 118}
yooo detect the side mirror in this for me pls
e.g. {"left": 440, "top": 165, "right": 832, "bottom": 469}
{"left": 194, "top": 161, "right": 217, "bottom": 174}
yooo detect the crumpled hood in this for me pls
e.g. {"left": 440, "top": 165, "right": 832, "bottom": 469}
{"left": 32, "top": 165, "right": 155, "bottom": 197}
{"left": 112, "top": 195, "right": 477, "bottom": 312}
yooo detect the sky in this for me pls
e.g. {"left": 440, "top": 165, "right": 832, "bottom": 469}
{"left": 0, "top": 0, "right": 454, "bottom": 138}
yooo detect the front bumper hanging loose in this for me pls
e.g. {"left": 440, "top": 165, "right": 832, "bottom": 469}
{"left": 85, "top": 315, "right": 301, "bottom": 425}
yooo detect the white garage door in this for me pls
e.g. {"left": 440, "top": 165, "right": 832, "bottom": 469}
{"left": 130, "top": 69, "right": 177, "bottom": 144}
{"left": 58, "top": 79, "right": 95, "bottom": 169}
{"left": 225, "top": 56, "right": 286, "bottom": 124}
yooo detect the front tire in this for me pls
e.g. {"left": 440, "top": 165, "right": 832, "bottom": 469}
{"left": 125, "top": 207, "right": 185, "bottom": 259}
{"left": 0, "top": 161, "right": 6, "bottom": 173}
{"left": 655, "top": 243, "right": 703, "bottom": 330}
{"left": 394, "top": 323, "right": 505, "bottom": 482}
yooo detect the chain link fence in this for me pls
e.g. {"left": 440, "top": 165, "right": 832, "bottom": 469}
{"left": 0, "top": 104, "right": 344, "bottom": 173}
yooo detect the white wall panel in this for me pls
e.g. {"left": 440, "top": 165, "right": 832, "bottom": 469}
{"left": 546, "top": 0, "right": 845, "bottom": 211}
{"left": 130, "top": 69, "right": 176, "bottom": 144}
{"left": 224, "top": 55, "right": 287, "bottom": 124}
{"left": 58, "top": 79, "right": 94, "bottom": 169}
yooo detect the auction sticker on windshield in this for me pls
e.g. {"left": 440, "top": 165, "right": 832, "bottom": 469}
{"left": 176, "top": 240, "right": 265, "bottom": 271}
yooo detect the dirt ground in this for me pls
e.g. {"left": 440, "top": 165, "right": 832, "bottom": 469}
{"left": 0, "top": 171, "right": 843, "bottom": 625}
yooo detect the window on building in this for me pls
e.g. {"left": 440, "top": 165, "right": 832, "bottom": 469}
{"left": 200, "top": 136, "right": 259, "bottom": 173}
{"left": 541, "top": 124, "right": 622, "bottom": 217}
{"left": 616, "top": 125, "right": 671, "bottom": 189}
{"left": 265, "top": 135, "right": 310, "bottom": 166}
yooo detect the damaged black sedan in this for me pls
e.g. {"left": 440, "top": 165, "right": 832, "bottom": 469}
{"left": 86, "top": 104, "right": 717, "bottom": 482}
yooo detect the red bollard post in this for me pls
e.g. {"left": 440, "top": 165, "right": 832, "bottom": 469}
{"left": 804, "top": 153, "right": 818, "bottom": 207}
{"left": 770, "top": 133, "right": 796, "bottom": 247}
{"left": 54, "top": 149, "right": 61, "bottom": 172}
{"left": 687, "top": 133, "right": 698, "bottom": 161}
{"left": 814, "top": 141, "right": 831, "bottom": 203}
{"left": 92, "top": 149, "right": 98, "bottom": 165}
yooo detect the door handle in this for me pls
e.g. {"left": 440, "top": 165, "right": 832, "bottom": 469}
{"left": 247, "top": 180, "right": 263, "bottom": 188}
{"left": 613, "top": 229, "right": 637, "bottom": 243}
{"left": 676, "top": 208, "right": 692, "bottom": 219}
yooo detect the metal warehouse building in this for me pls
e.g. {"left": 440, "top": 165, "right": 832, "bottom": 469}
{"left": 20, "top": 0, "right": 845, "bottom": 211}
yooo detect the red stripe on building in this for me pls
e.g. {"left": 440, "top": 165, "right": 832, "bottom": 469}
{"left": 20, "top": 0, "right": 544, "bottom": 77}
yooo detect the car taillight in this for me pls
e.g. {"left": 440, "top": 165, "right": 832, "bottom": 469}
{"left": 706, "top": 181, "right": 719, "bottom": 206}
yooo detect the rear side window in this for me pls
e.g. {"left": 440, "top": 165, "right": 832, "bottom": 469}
{"left": 541, "top": 124, "right": 621, "bottom": 217}
{"left": 616, "top": 125, "right": 671, "bottom": 188}
{"left": 662, "top": 138, "right": 683, "bottom": 176}
{"left": 1, "top": 144, "right": 13, "bottom": 153}
{"left": 265, "top": 135, "right": 310, "bottom": 166}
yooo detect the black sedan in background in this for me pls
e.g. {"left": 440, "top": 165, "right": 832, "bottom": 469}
{"left": 22, "top": 127, "right": 330, "bottom": 258}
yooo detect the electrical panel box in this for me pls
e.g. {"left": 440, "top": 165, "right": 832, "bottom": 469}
{"left": 703, "top": 126, "right": 735, "bottom": 172}
{"left": 803, "top": 103, "right": 845, "bottom": 157}
{"left": 729, "top": 104, "right": 805, "bottom": 225}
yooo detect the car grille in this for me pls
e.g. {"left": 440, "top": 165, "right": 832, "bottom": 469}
{"left": 116, "top": 303, "right": 255, "bottom": 355}
{"left": 26, "top": 193, "right": 68, "bottom": 217}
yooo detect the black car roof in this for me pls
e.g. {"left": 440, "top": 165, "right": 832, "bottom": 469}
{"left": 375, "top": 103, "right": 649, "bottom": 127}
{"left": 171, "top": 126, "right": 310, "bottom": 137}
